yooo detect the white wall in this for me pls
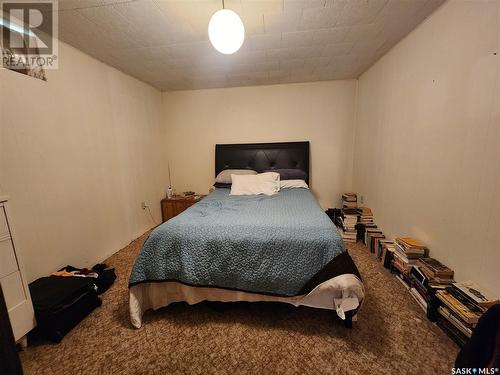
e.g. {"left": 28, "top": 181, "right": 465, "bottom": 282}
{"left": 0, "top": 42, "right": 167, "bottom": 282}
{"left": 353, "top": 0, "right": 500, "bottom": 295}
{"left": 162, "top": 80, "right": 357, "bottom": 208}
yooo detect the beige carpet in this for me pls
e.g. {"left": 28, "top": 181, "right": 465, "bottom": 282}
{"left": 20, "top": 233, "right": 459, "bottom": 374}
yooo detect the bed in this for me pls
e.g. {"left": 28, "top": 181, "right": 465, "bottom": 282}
{"left": 129, "top": 142, "right": 364, "bottom": 328}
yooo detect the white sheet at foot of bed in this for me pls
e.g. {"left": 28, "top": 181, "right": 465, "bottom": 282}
{"left": 129, "top": 274, "right": 364, "bottom": 328}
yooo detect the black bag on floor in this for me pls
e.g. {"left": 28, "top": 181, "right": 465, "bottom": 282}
{"left": 59, "top": 264, "right": 116, "bottom": 294}
{"left": 29, "top": 276, "right": 102, "bottom": 343}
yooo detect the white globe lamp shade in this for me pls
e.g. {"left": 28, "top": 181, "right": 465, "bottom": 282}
{"left": 208, "top": 9, "right": 245, "bottom": 54}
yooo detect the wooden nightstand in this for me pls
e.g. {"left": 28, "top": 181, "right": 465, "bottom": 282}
{"left": 161, "top": 195, "right": 205, "bottom": 222}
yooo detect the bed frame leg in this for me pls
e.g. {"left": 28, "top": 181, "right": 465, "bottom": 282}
{"left": 344, "top": 311, "right": 353, "bottom": 329}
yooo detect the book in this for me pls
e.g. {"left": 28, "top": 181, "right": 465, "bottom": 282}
{"left": 395, "top": 238, "right": 427, "bottom": 259}
{"left": 392, "top": 252, "right": 412, "bottom": 273}
{"left": 446, "top": 287, "right": 484, "bottom": 313}
{"left": 342, "top": 193, "right": 357, "bottom": 209}
{"left": 383, "top": 246, "right": 394, "bottom": 269}
{"left": 395, "top": 273, "right": 411, "bottom": 289}
{"left": 377, "top": 239, "right": 392, "bottom": 259}
{"left": 410, "top": 266, "right": 428, "bottom": 289}
{"left": 365, "top": 228, "right": 382, "bottom": 246}
{"left": 359, "top": 207, "right": 374, "bottom": 224}
{"left": 437, "top": 317, "right": 469, "bottom": 348}
{"left": 342, "top": 193, "right": 357, "bottom": 201}
{"left": 435, "top": 290, "right": 481, "bottom": 324}
{"left": 397, "top": 237, "right": 427, "bottom": 249}
{"left": 338, "top": 205, "right": 359, "bottom": 244}
{"left": 410, "top": 287, "right": 428, "bottom": 312}
{"left": 452, "top": 281, "right": 499, "bottom": 309}
{"left": 438, "top": 306, "right": 473, "bottom": 338}
{"left": 370, "top": 234, "right": 385, "bottom": 253}
{"left": 418, "top": 258, "right": 454, "bottom": 279}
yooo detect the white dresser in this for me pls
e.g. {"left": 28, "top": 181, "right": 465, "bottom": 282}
{"left": 0, "top": 196, "right": 36, "bottom": 343}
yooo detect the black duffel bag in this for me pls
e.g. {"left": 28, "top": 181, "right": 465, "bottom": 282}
{"left": 29, "top": 276, "right": 102, "bottom": 343}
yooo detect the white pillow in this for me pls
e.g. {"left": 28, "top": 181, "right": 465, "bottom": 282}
{"left": 280, "top": 179, "right": 309, "bottom": 189}
{"left": 230, "top": 172, "right": 280, "bottom": 196}
{"left": 215, "top": 169, "right": 257, "bottom": 184}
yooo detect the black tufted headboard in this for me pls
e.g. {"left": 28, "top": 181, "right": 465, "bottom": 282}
{"left": 215, "top": 141, "right": 310, "bottom": 185}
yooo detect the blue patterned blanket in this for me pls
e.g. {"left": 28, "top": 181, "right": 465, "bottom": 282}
{"left": 129, "top": 188, "right": 346, "bottom": 296}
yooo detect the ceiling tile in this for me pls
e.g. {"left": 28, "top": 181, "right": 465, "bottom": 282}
{"left": 283, "top": 0, "right": 325, "bottom": 13}
{"left": 335, "top": 0, "right": 388, "bottom": 26}
{"left": 343, "top": 22, "right": 384, "bottom": 42}
{"left": 264, "top": 10, "right": 301, "bottom": 33}
{"left": 266, "top": 48, "right": 296, "bottom": 60}
{"left": 246, "top": 33, "right": 282, "bottom": 50}
{"left": 311, "top": 27, "right": 349, "bottom": 45}
{"left": 281, "top": 30, "right": 315, "bottom": 48}
{"left": 299, "top": 6, "right": 342, "bottom": 29}
{"left": 58, "top": 0, "right": 133, "bottom": 11}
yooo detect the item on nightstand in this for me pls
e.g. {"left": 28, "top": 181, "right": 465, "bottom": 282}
{"left": 166, "top": 162, "right": 174, "bottom": 199}
{"left": 167, "top": 187, "right": 173, "bottom": 199}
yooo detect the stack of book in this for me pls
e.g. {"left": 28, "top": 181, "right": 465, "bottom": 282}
{"left": 381, "top": 241, "right": 396, "bottom": 269}
{"left": 359, "top": 207, "right": 374, "bottom": 224}
{"left": 342, "top": 193, "right": 357, "bottom": 208}
{"left": 418, "top": 258, "right": 454, "bottom": 287}
{"left": 377, "top": 239, "right": 394, "bottom": 260}
{"left": 366, "top": 230, "right": 385, "bottom": 254}
{"left": 340, "top": 208, "right": 358, "bottom": 243}
{"left": 406, "top": 259, "right": 454, "bottom": 319}
{"left": 392, "top": 237, "right": 428, "bottom": 274}
{"left": 435, "top": 281, "right": 498, "bottom": 347}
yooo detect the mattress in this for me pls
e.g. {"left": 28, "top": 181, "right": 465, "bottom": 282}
{"left": 129, "top": 188, "right": 364, "bottom": 327}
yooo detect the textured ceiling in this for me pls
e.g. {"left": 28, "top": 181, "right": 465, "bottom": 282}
{"left": 58, "top": 0, "right": 445, "bottom": 91}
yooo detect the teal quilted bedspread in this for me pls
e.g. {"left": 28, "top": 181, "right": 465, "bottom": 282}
{"left": 129, "top": 188, "right": 345, "bottom": 296}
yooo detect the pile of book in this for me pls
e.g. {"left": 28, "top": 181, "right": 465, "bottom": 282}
{"left": 355, "top": 206, "right": 379, "bottom": 250}
{"left": 435, "top": 281, "right": 498, "bottom": 347}
{"left": 359, "top": 207, "right": 374, "bottom": 224}
{"left": 340, "top": 207, "right": 358, "bottom": 243}
{"left": 342, "top": 193, "right": 357, "bottom": 208}
{"left": 365, "top": 228, "right": 385, "bottom": 253}
{"left": 381, "top": 241, "right": 396, "bottom": 268}
{"left": 405, "top": 258, "right": 454, "bottom": 318}
{"left": 376, "top": 239, "right": 394, "bottom": 260}
{"left": 418, "top": 257, "right": 454, "bottom": 287}
{"left": 392, "top": 237, "right": 428, "bottom": 274}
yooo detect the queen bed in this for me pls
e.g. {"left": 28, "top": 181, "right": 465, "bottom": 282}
{"left": 129, "top": 142, "right": 364, "bottom": 328}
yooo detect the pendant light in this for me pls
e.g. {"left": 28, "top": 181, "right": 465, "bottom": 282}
{"left": 208, "top": 0, "right": 245, "bottom": 54}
